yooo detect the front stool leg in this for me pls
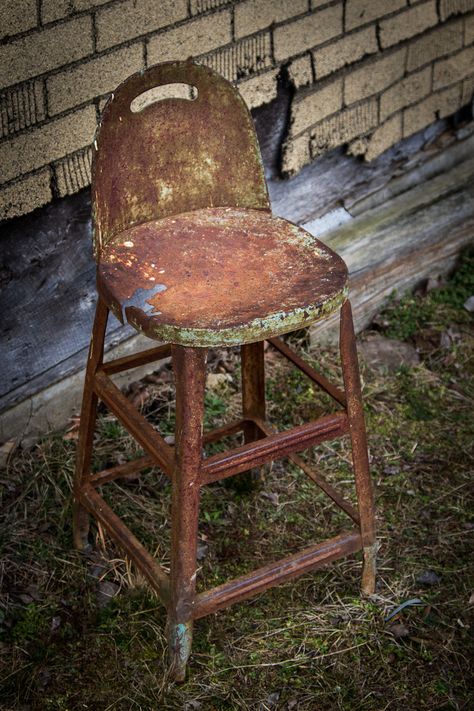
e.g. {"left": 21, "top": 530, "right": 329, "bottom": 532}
{"left": 73, "top": 296, "right": 109, "bottom": 550}
{"left": 339, "top": 300, "right": 377, "bottom": 595}
{"left": 168, "top": 346, "right": 207, "bottom": 681}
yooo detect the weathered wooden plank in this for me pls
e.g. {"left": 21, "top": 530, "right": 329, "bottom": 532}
{"left": 310, "top": 154, "right": 474, "bottom": 342}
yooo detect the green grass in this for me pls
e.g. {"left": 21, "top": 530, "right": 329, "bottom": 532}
{"left": 0, "top": 249, "right": 473, "bottom": 710}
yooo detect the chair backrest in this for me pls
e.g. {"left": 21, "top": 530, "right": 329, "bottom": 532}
{"left": 91, "top": 60, "right": 270, "bottom": 260}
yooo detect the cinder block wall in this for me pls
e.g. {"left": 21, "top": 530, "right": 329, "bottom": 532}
{"left": 1, "top": 0, "right": 473, "bottom": 221}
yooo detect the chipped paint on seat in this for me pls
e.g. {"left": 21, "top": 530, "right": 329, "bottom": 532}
{"left": 97, "top": 207, "right": 348, "bottom": 347}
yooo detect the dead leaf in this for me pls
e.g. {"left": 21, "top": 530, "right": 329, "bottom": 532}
{"left": 206, "top": 372, "right": 232, "bottom": 389}
{"left": 63, "top": 416, "right": 81, "bottom": 441}
{"left": 390, "top": 622, "right": 410, "bottom": 638}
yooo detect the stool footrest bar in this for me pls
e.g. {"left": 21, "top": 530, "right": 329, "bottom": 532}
{"left": 202, "top": 412, "right": 348, "bottom": 484}
{"left": 80, "top": 484, "right": 170, "bottom": 606}
{"left": 102, "top": 343, "right": 172, "bottom": 375}
{"left": 94, "top": 370, "right": 173, "bottom": 475}
{"left": 193, "top": 530, "right": 362, "bottom": 618}
{"left": 203, "top": 419, "right": 247, "bottom": 445}
{"left": 254, "top": 418, "right": 360, "bottom": 525}
{"left": 89, "top": 454, "right": 157, "bottom": 486}
{"left": 268, "top": 337, "right": 346, "bottom": 406}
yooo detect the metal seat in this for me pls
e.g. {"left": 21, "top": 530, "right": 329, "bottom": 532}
{"left": 98, "top": 206, "right": 348, "bottom": 346}
{"left": 74, "top": 59, "right": 376, "bottom": 681}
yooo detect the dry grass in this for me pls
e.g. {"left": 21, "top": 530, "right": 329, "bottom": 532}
{"left": 1, "top": 249, "right": 473, "bottom": 710}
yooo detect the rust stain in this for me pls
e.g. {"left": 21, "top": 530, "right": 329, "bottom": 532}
{"left": 91, "top": 60, "right": 269, "bottom": 260}
{"left": 97, "top": 207, "right": 348, "bottom": 346}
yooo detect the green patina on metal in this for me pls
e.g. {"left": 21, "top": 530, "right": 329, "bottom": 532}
{"left": 172, "top": 621, "right": 193, "bottom": 665}
{"left": 91, "top": 60, "right": 269, "bottom": 261}
{"left": 96, "top": 207, "right": 348, "bottom": 347}
{"left": 125, "top": 287, "right": 347, "bottom": 347}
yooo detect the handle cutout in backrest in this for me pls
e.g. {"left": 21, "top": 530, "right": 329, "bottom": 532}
{"left": 130, "top": 83, "right": 198, "bottom": 112}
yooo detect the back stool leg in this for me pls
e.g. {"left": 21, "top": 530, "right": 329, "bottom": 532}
{"left": 339, "top": 300, "right": 376, "bottom": 595}
{"left": 73, "top": 296, "right": 109, "bottom": 550}
{"left": 240, "top": 341, "right": 266, "bottom": 488}
{"left": 168, "top": 346, "right": 207, "bottom": 682}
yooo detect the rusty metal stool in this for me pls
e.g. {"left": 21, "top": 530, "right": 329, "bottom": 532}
{"left": 73, "top": 60, "right": 376, "bottom": 681}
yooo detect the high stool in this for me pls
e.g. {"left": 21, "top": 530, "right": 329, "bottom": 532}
{"left": 73, "top": 60, "right": 376, "bottom": 681}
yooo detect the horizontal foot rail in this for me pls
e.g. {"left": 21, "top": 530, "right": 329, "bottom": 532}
{"left": 201, "top": 412, "right": 348, "bottom": 485}
{"left": 268, "top": 337, "right": 346, "bottom": 406}
{"left": 203, "top": 419, "right": 247, "bottom": 445}
{"left": 89, "top": 454, "right": 157, "bottom": 486}
{"left": 80, "top": 484, "right": 170, "bottom": 606}
{"left": 102, "top": 343, "right": 172, "bottom": 375}
{"left": 193, "top": 530, "right": 362, "bottom": 618}
{"left": 94, "top": 370, "right": 173, "bottom": 475}
{"left": 254, "top": 418, "right": 360, "bottom": 525}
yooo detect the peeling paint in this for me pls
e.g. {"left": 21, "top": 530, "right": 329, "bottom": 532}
{"left": 98, "top": 206, "right": 347, "bottom": 346}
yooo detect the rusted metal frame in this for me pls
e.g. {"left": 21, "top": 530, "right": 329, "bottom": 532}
{"left": 93, "top": 369, "right": 173, "bottom": 475}
{"left": 193, "top": 530, "right": 362, "bottom": 619}
{"left": 80, "top": 484, "right": 170, "bottom": 605}
{"left": 88, "top": 420, "right": 248, "bottom": 488}
{"left": 241, "top": 341, "right": 266, "bottom": 481}
{"left": 102, "top": 343, "right": 172, "bottom": 375}
{"left": 89, "top": 454, "right": 156, "bottom": 486}
{"left": 340, "top": 299, "right": 376, "bottom": 595}
{"left": 73, "top": 296, "right": 109, "bottom": 550}
{"left": 168, "top": 345, "right": 207, "bottom": 682}
{"left": 202, "top": 418, "right": 247, "bottom": 445}
{"left": 253, "top": 417, "right": 360, "bottom": 525}
{"left": 201, "top": 412, "right": 349, "bottom": 485}
{"left": 268, "top": 337, "right": 346, "bottom": 407}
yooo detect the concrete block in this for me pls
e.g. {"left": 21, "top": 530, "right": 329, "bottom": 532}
{"left": 344, "top": 47, "right": 406, "bottom": 104}
{"left": 380, "top": 1, "right": 438, "bottom": 48}
{"left": 0, "top": 169, "right": 51, "bottom": 221}
{"left": 190, "top": 0, "right": 230, "bottom": 14}
{"left": 288, "top": 54, "right": 314, "bottom": 89}
{"left": 313, "top": 26, "right": 378, "bottom": 79}
{"left": 345, "top": 0, "right": 406, "bottom": 31}
{"left": 237, "top": 68, "right": 279, "bottom": 110}
{"left": 54, "top": 146, "right": 93, "bottom": 197}
{"left": 403, "top": 84, "right": 462, "bottom": 136}
{"left": 42, "top": 0, "right": 111, "bottom": 23}
{"left": 440, "top": 0, "right": 474, "bottom": 21}
{"left": 365, "top": 113, "right": 403, "bottom": 160}
{"left": 199, "top": 31, "right": 272, "bottom": 82}
{"left": 290, "top": 78, "right": 343, "bottom": 137}
{"left": 274, "top": 3, "right": 342, "bottom": 62}
{"left": 433, "top": 45, "right": 474, "bottom": 89}
{"left": 0, "top": 105, "right": 96, "bottom": 185}
{"left": 147, "top": 9, "right": 232, "bottom": 63}
{"left": 96, "top": 0, "right": 188, "bottom": 51}
{"left": 0, "top": 15, "right": 93, "bottom": 90}
{"left": 310, "top": 97, "right": 378, "bottom": 157}
{"left": 0, "top": 80, "right": 45, "bottom": 138}
{"left": 281, "top": 132, "right": 311, "bottom": 176}
{"left": 1, "top": 0, "right": 37, "bottom": 40}
{"left": 47, "top": 43, "right": 144, "bottom": 115}
{"left": 465, "top": 12, "right": 474, "bottom": 44}
{"left": 234, "top": 0, "right": 307, "bottom": 39}
{"left": 462, "top": 75, "right": 474, "bottom": 103}
{"left": 380, "top": 66, "right": 431, "bottom": 121}
{"left": 407, "top": 19, "right": 463, "bottom": 71}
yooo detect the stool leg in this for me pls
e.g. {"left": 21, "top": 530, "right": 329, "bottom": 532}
{"left": 240, "top": 341, "right": 266, "bottom": 488}
{"left": 339, "top": 300, "right": 376, "bottom": 595}
{"left": 168, "top": 346, "right": 207, "bottom": 682}
{"left": 73, "top": 296, "right": 109, "bottom": 551}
